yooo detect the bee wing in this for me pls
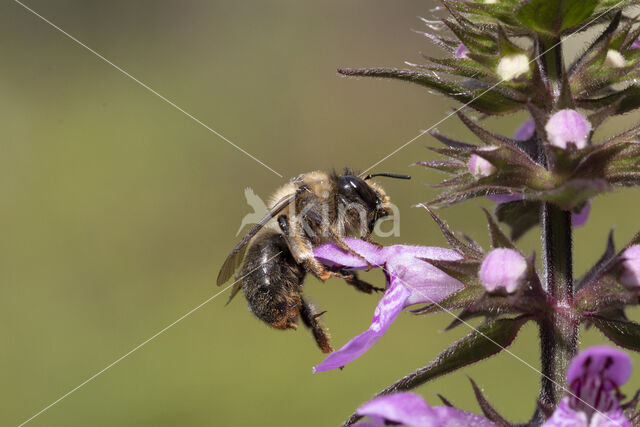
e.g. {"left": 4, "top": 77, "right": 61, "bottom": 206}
{"left": 216, "top": 193, "right": 295, "bottom": 286}
{"left": 225, "top": 280, "right": 245, "bottom": 305}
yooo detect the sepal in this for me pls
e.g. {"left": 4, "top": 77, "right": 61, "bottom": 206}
{"left": 576, "top": 230, "right": 640, "bottom": 314}
{"left": 587, "top": 315, "right": 640, "bottom": 353}
{"left": 337, "top": 67, "right": 524, "bottom": 114}
{"left": 468, "top": 377, "right": 511, "bottom": 426}
{"left": 362, "top": 315, "right": 532, "bottom": 398}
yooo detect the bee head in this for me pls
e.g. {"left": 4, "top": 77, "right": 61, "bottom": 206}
{"left": 337, "top": 172, "right": 409, "bottom": 233}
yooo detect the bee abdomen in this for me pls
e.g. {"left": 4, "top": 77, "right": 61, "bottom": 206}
{"left": 240, "top": 230, "right": 306, "bottom": 329}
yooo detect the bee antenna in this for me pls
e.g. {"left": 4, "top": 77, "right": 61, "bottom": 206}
{"left": 364, "top": 172, "right": 411, "bottom": 180}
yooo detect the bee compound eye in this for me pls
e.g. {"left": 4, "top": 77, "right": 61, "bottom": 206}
{"left": 338, "top": 176, "right": 378, "bottom": 208}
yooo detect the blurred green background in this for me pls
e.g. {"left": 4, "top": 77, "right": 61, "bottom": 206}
{"left": 2, "top": 1, "right": 639, "bottom": 426}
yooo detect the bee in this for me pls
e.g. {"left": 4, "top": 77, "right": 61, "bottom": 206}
{"left": 217, "top": 169, "right": 410, "bottom": 353}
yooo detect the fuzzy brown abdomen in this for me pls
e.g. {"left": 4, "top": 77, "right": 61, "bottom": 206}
{"left": 240, "top": 230, "right": 306, "bottom": 330}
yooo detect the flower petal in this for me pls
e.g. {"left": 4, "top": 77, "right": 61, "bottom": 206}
{"left": 514, "top": 119, "right": 535, "bottom": 141}
{"left": 488, "top": 194, "right": 523, "bottom": 204}
{"left": 455, "top": 43, "right": 470, "bottom": 59}
{"left": 496, "top": 53, "right": 529, "bottom": 81}
{"left": 571, "top": 202, "right": 591, "bottom": 228}
{"left": 313, "top": 274, "right": 410, "bottom": 372}
{"left": 566, "top": 346, "right": 632, "bottom": 389}
{"left": 356, "top": 393, "right": 496, "bottom": 427}
{"left": 480, "top": 248, "right": 527, "bottom": 293}
{"left": 468, "top": 154, "right": 497, "bottom": 178}
{"left": 313, "top": 238, "right": 386, "bottom": 270}
{"left": 432, "top": 407, "right": 497, "bottom": 426}
{"left": 542, "top": 397, "right": 631, "bottom": 427}
{"left": 542, "top": 397, "right": 589, "bottom": 427}
{"left": 590, "top": 410, "right": 632, "bottom": 427}
{"left": 545, "top": 109, "right": 592, "bottom": 150}
{"left": 357, "top": 393, "right": 436, "bottom": 427}
{"left": 605, "top": 50, "right": 626, "bottom": 68}
{"left": 380, "top": 245, "right": 462, "bottom": 263}
{"left": 619, "top": 244, "right": 640, "bottom": 288}
{"left": 385, "top": 253, "right": 463, "bottom": 306}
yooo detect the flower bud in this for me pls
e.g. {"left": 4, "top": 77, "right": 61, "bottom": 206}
{"left": 488, "top": 194, "right": 522, "bottom": 203}
{"left": 544, "top": 109, "right": 592, "bottom": 149}
{"left": 514, "top": 119, "right": 535, "bottom": 141}
{"left": 496, "top": 53, "right": 529, "bottom": 81}
{"left": 480, "top": 248, "right": 527, "bottom": 293}
{"left": 468, "top": 154, "right": 496, "bottom": 178}
{"left": 605, "top": 49, "right": 626, "bottom": 68}
{"left": 455, "top": 43, "right": 470, "bottom": 59}
{"left": 619, "top": 245, "right": 640, "bottom": 288}
{"left": 571, "top": 202, "right": 590, "bottom": 228}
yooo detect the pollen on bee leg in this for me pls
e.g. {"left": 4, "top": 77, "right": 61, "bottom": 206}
{"left": 318, "top": 271, "right": 331, "bottom": 281}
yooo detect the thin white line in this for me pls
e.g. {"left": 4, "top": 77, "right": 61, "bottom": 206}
{"left": 13, "top": 0, "right": 284, "bottom": 179}
{"left": 400, "top": 276, "right": 620, "bottom": 425}
{"left": 381, "top": 231, "right": 621, "bottom": 426}
{"left": 360, "top": 2, "right": 624, "bottom": 176}
{"left": 15, "top": 251, "right": 283, "bottom": 427}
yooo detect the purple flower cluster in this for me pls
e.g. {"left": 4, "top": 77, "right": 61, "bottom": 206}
{"left": 310, "top": 3, "right": 640, "bottom": 426}
{"left": 353, "top": 347, "right": 633, "bottom": 427}
{"left": 480, "top": 114, "right": 593, "bottom": 228}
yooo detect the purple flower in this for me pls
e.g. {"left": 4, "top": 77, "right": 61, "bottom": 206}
{"left": 619, "top": 244, "right": 640, "bottom": 289}
{"left": 355, "top": 392, "right": 496, "bottom": 427}
{"left": 312, "top": 239, "right": 463, "bottom": 372}
{"left": 468, "top": 154, "right": 497, "bottom": 178}
{"left": 545, "top": 109, "right": 592, "bottom": 150}
{"left": 488, "top": 196, "right": 591, "bottom": 229}
{"left": 486, "top": 118, "right": 531, "bottom": 203}
{"left": 488, "top": 193, "right": 523, "bottom": 204}
{"left": 632, "top": 39, "right": 640, "bottom": 49}
{"left": 480, "top": 248, "right": 527, "bottom": 293}
{"left": 514, "top": 119, "right": 536, "bottom": 141}
{"left": 572, "top": 202, "right": 591, "bottom": 227}
{"left": 352, "top": 347, "right": 633, "bottom": 427}
{"left": 455, "top": 43, "right": 470, "bottom": 59}
{"left": 489, "top": 117, "right": 592, "bottom": 227}
{"left": 543, "top": 346, "right": 632, "bottom": 427}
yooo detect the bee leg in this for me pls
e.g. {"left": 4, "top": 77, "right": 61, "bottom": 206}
{"left": 299, "top": 298, "right": 333, "bottom": 353}
{"left": 327, "top": 228, "right": 375, "bottom": 271}
{"left": 279, "top": 212, "right": 349, "bottom": 282}
{"left": 278, "top": 214, "right": 290, "bottom": 235}
{"left": 338, "top": 270, "right": 385, "bottom": 294}
{"left": 361, "top": 231, "right": 384, "bottom": 248}
{"left": 305, "top": 256, "right": 352, "bottom": 281}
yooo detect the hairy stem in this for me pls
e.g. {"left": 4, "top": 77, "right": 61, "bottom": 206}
{"left": 539, "top": 203, "right": 578, "bottom": 410}
{"left": 535, "top": 35, "right": 578, "bottom": 421}
{"left": 539, "top": 35, "right": 563, "bottom": 99}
